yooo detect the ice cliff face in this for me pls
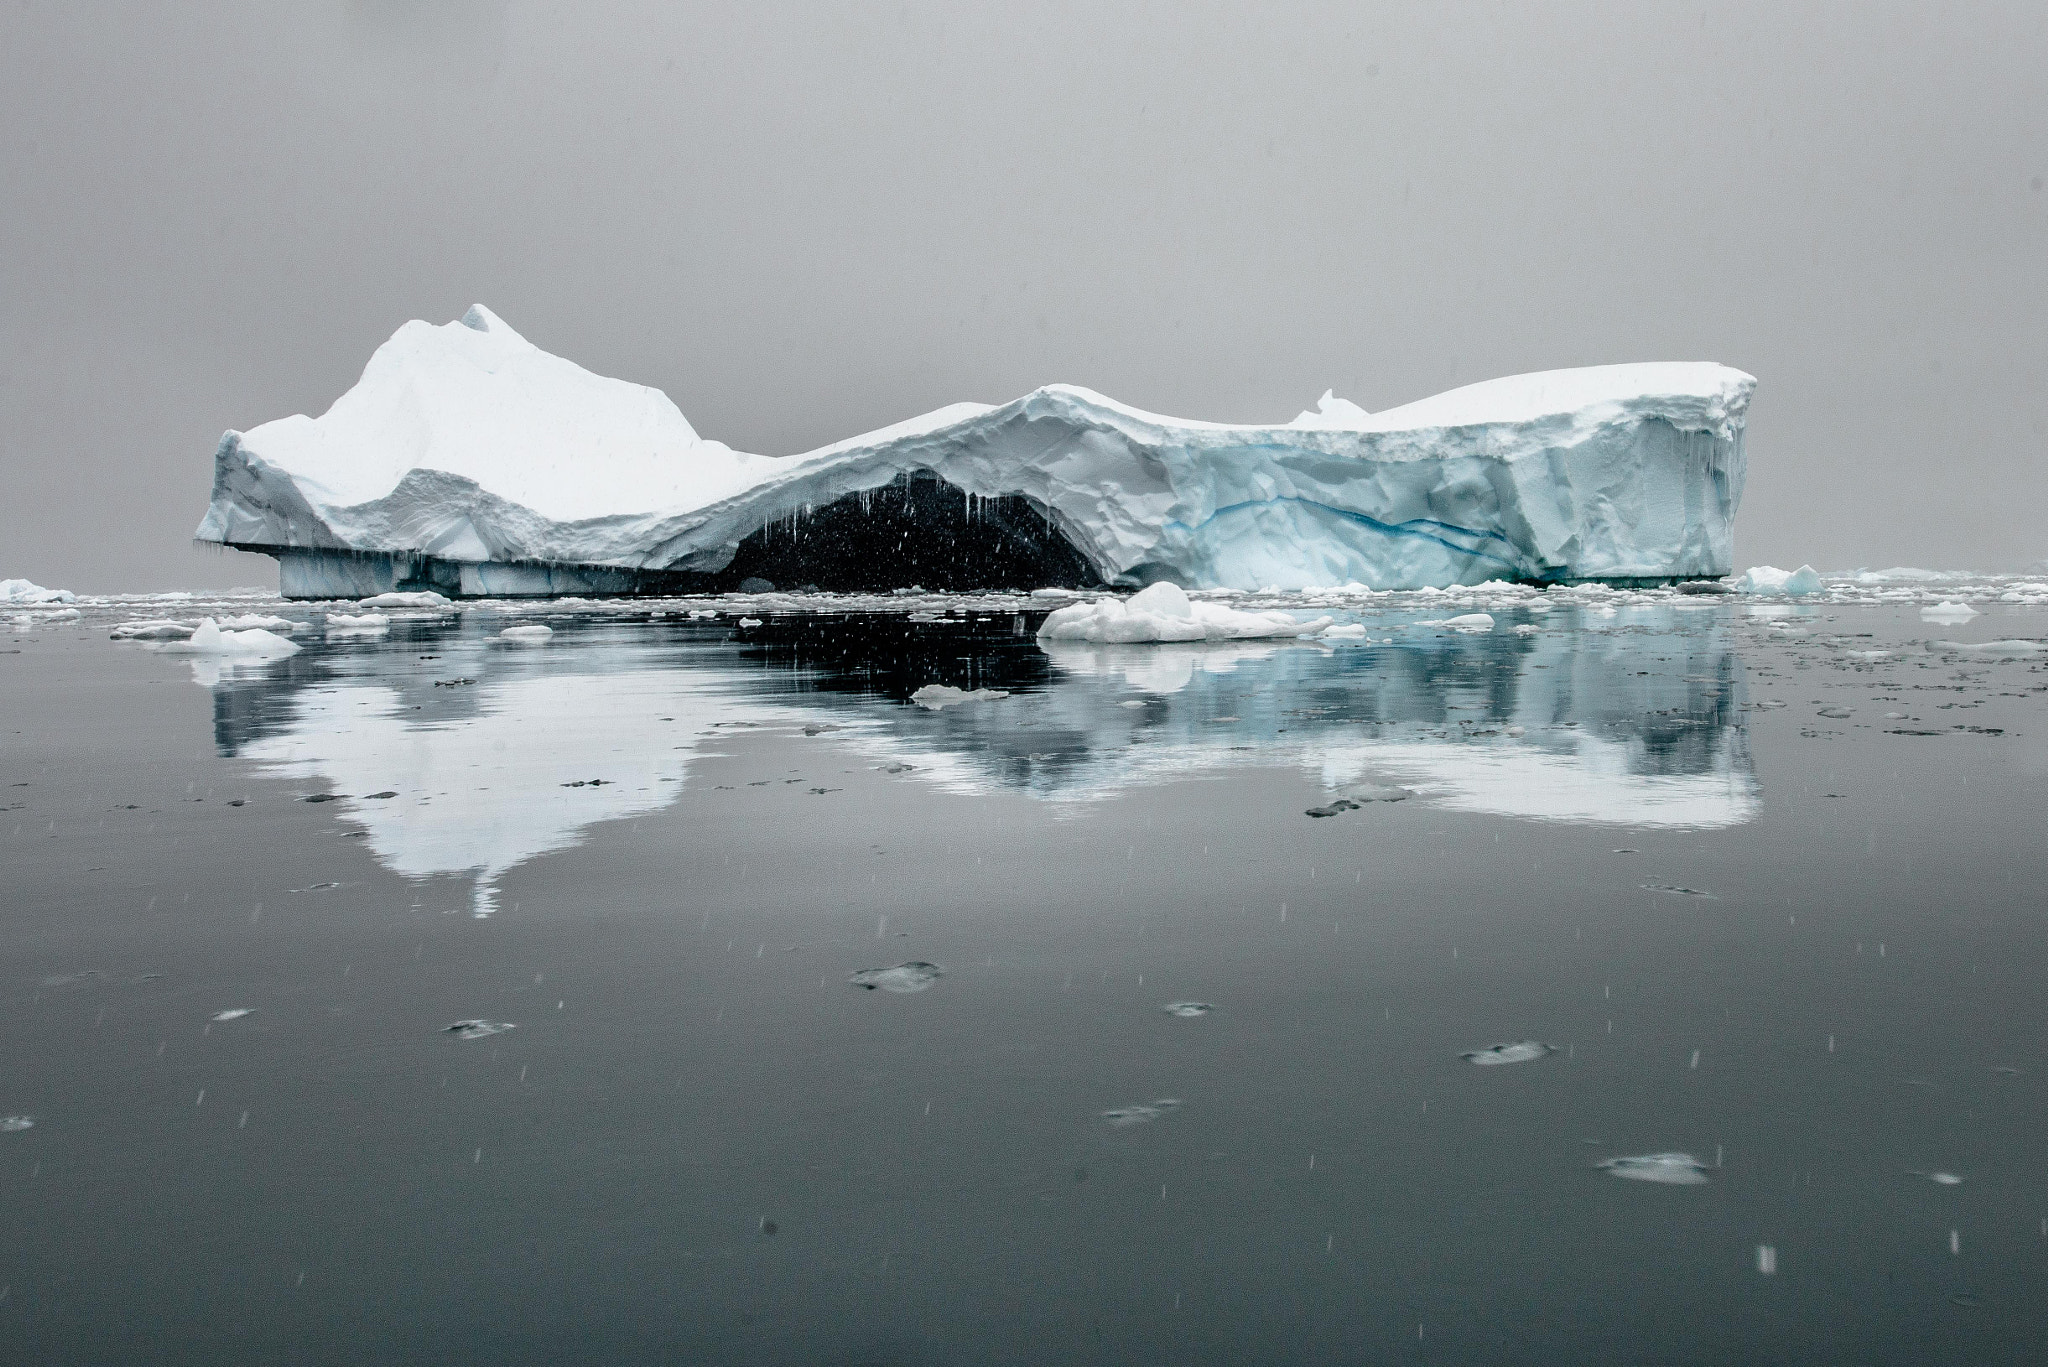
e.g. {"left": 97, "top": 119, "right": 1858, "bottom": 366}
{"left": 196, "top": 306, "right": 1754, "bottom": 594}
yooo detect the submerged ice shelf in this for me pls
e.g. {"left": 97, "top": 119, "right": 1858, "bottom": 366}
{"left": 196, "top": 306, "right": 1755, "bottom": 597}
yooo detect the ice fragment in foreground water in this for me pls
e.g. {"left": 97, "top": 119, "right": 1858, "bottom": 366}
{"left": 211, "top": 1008, "right": 255, "bottom": 1022}
{"left": 1305, "top": 783, "right": 1414, "bottom": 817}
{"left": 1908, "top": 1170, "right": 1965, "bottom": 1185}
{"left": 1920, "top": 601, "right": 1979, "bottom": 622}
{"left": 1598, "top": 1152, "right": 1711, "bottom": 1184}
{"left": 445, "top": 1020, "right": 516, "bottom": 1040}
{"left": 1161, "top": 1002, "right": 1213, "bottom": 1018}
{"left": 0, "top": 1116, "right": 34, "bottom": 1132}
{"left": 499, "top": 625, "right": 554, "bottom": 642}
{"left": 848, "top": 962, "right": 943, "bottom": 993}
{"left": 1102, "top": 1098, "right": 1183, "bottom": 1128}
{"left": 1734, "top": 564, "right": 1822, "bottom": 596}
{"left": 909, "top": 685, "right": 1010, "bottom": 710}
{"left": 1036, "top": 582, "right": 1330, "bottom": 643}
{"left": 1462, "top": 1040, "right": 1554, "bottom": 1065}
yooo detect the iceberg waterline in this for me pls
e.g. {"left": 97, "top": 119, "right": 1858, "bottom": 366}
{"left": 196, "top": 305, "right": 1755, "bottom": 597}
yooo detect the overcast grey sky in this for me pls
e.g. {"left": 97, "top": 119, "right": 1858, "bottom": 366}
{"left": 3, "top": 1, "right": 2044, "bottom": 592}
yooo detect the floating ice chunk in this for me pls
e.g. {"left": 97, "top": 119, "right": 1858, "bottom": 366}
{"left": 499, "top": 625, "right": 554, "bottom": 642}
{"left": 211, "top": 1008, "right": 255, "bottom": 1022}
{"left": 1927, "top": 639, "right": 2043, "bottom": 657}
{"left": 1598, "top": 1152, "right": 1711, "bottom": 1184}
{"left": 1161, "top": 1002, "right": 1214, "bottom": 1018}
{"left": 158, "top": 618, "right": 302, "bottom": 658}
{"left": 358, "top": 591, "right": 450, "bottom": 609}
{"left": 326, "top": 612, "right": 389, "bottom": 630}
{"left": 216, "top": 613, "right": 303, "bottom": 632}
{"left": 445, "top": 1020, "right": 515, "bottom": 1040}
{"left": 109, "top": 619, "right": 198, "bottom": 640}
{"left": 1734, "top": 564, "right": 1823, "bottom": 596}
{"left": 1418, "top": 613, "right": 1495, "bottom": 633}
{"left": 1, "top": 578, "right": 74, "bottom": 604}
{"left": 1921, "top": 601, "right": 1979, "bottom": 623}
{"left": 1462, "top": 1040, "right": 1554, "bottom": 1066}
{"left": 849, "top": 962, "right": 943, "bottom": 993}
{"left": 1036, "top": 582, "right": 1331, "bottom": 643}
{"left": 1102, "top": 1098, "right": 1182, "bottom": 1128}
{"left": 1909, "top": 1170, "right": 1965, "bottom": 1185}
{"left": 1642, "top": 882, "right": 1714, "bottom": 898}
{"left": 736, "top": 617, "right": 763, "bottom": 627}
{"left": 1512, "top": 623, "right": 1542, "bottom": 635}
{"left": 1321, "top": 622, "right": 1368, "bottom": 639}
{"left": 910, "top": 684, "right": 1010, "bottom": 710}
{"left": 1816, "top": 706, "right": 1854, "bottom": 719}
{"left": 0, "top": 1116, "right": 33, "bottom": 1132}
{"left": 1305, "top": 782, "right": 1414, "bottom": 817}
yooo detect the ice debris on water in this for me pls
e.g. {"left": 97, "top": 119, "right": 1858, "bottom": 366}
{"left": 1306, "top": 782, "right": 1414, "bottom": 817}
{"left": 1642, "top": 882, "right": 1714, "bottom": 898}
{"left": 325, "top": 612, "right": 389, "bottom": 631}
{"left": 1921, "top": 601, "right": 1979, "bottom": 622}
{"left": 357, "top": 591, "right": 450, "bottom": 610}
{"left": 848, "top": 962, "right": 943, "bottom": 993}
{"left": 0, "top": 1116, "right": 34, "bottom": 1132}
{"left": 909, "top": 684, "right": 1010, "bottom": 710}
{"left": 211, "top": 1008, "right": 255, "bottom": 1022}
{"left": 1734, "top": 564, "right": 1823, "bottom": 596}
{"left": 445, "top": 1020, "right": 516, "bottom": 1040}
{"left": 499, "top": 625, "right": 554, "bottom": 642}
{"left": 1, "top": 579, "right": 74, "bottom": 605}
{"left": 1462, "top": 1040, "right": 1554, "bottom": 1066}
{"left": 1418, "top": 613, "right": 1495, "bottom": 633}
{"left": 1037, "top": 582, "right": 1330, "bottom": 643}
{"left": 1909, "top": 1170, "right": 1965, "bottom": 1186}
{"left": 1102, "top": 1098, "right": 1182, "bottom": 1128}
{"left": 1598, "top": 1152, "right": 1711, "bottom": 1184}
{"left": 1161, "top": 1002, "right": 1213, "bottom": 1018}
{"left": 156, "top": 617, "right": 301, "bottom": 659}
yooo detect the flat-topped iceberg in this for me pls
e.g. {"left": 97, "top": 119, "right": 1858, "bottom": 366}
{"left": 196, "top": 306, "right": 1755, "bottom": 598}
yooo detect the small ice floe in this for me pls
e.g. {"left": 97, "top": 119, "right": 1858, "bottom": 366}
{"left": 287, "top": 882, "right": 343, "bottom": 893}
{"left": 325, "top": 612, "right": 389, "bottom": 631}
{"left": 211, "top": 1008, "right": 255, "bottom": 1022}
{"left": 1427, "top": 613, "right": 1495, "bottom": 633}
{"left": 1642, "top": 882, "right": 1714, "bottom": 898}
{"left": 1921, "top": 601, "right": 1979, "bottom": 623}
{"left": 1512, "top": 623, "right": 1542, "bottom": 635}
{"left": 216, "top": 613, "right": 304, "bottom": 633}
{"left": 499, "top": 625, "right": 554, "bottom": 642}
{"left": 1927, "top": 639, "right": 2044, "bottom": 658}
{"left": 1816, "top": 706, "right": 1854, "bottom": 719}
{"left": 1598, "top": 1152, "right": 1711, "bottom": 1185}
{"left": 848, "top": 962, "right": 942, "bottom": 993}
{"left": 109, "top": 619, "right": 198, "bottom": 640}
{"left": 357, "top": 591, "right": 450, "bottom": 610}
{"left": 1102, "top": 1098, "right": 1182, "bottom": 1128}
{"left": 445, "top": 1020, "right": 516, "bottom": 1040}
{"left": 157, "top": 618, "right": 301, "bottom": 659}
{"left": 1462, "top": 1040, "right": 1554, "bottom": 1066}
{"left": 1908, "top": 1170, "right": 1965, "bottom": 1186}
{"left": 1036, "top": 581, "right": 1330, "bottom": 642}
{"left": 1161, "top": 1002, "right": 1213, "bottom": 1018}
{"left": 736, "top": 617, "right": 763, "bottom": 627}
{"left": 1321, "top": 623, "right": 1368, "bottom": 639}
{"left": 0, "top": 1116, "right": 34, "bottom": 1132}
{"left": 910, "top": 684, "right": 1010, "bottom": 710}
{"left": 1305, "top": 782, "right": 1413, "bottom": 818}
{"left": 1734, "top": 564, "right": 1823, "bottom": 596}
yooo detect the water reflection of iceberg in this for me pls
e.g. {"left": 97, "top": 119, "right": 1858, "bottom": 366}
{"left": 209, "top": 605, "right": 1755, "bottom": 912}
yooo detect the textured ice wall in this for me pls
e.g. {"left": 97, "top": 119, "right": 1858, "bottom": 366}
{"left": 197, "top": 306, "right": 1754, "bottom": 592}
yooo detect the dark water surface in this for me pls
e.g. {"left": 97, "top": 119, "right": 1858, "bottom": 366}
{"left": 4, "top": 597, "right": 2046, "bottom": 1364}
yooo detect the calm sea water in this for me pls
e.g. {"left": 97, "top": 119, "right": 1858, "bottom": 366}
{"left": 3, "top": 590, "right": 2045, "bottom": 1364}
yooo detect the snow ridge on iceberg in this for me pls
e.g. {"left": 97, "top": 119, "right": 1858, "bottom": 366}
{"left": 196, "top": 306, "right": 1755, "bottom": 597}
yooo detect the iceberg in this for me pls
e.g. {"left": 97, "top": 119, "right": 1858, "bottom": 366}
{"left": 1, "top": 578, "right": 74, "bottom": 605}
{"left": 196, "top": 306, "right": 1755, "bottom": 597}
{"left": 1734, "top": 564, "right": 1822, "bottom": 596}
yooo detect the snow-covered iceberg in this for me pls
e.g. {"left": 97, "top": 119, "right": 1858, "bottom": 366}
{"left": 196, "top": 306, "right": 1755, "bottom": 598}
